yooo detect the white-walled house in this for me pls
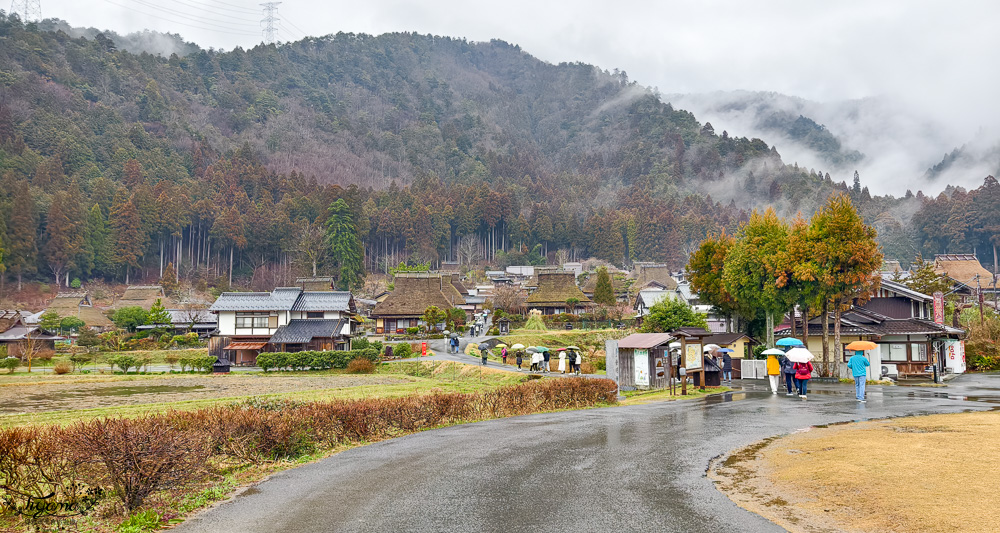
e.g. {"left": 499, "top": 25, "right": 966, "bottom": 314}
{"left": 209, "top": 288, "right": 357, "bottom": 365}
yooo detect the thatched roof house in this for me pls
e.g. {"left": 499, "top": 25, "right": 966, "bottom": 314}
{"left": 45, "top": 292, "right": 113, "bottom": 330}
{"left": 525, "top": 271, "right": 591, "bottom": 314}
{"left": 115, "top": 285, "right": 172, "bottom": 310}
{"left": 372, "top": 273, "right": 462, "bottom": 334}
{"left": 630, "top": 263, "right": 678, "bottom": 291}
{"left": 581, "top": 272, "right": 630, "bottom": 301}
{"left": 934, "top": 254, "right": 995, "bottom": 287}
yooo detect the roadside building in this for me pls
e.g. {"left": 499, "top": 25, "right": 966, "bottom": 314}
{"left": 44, "top": 292, "right": 114, "bottom": 331}
{"left": 613, "top": 333, "right": 677, "bottom": 390}
{"left": 371, "top": 273, "right": 463, "bottom": 334}
{"left": 524, "top": 270, "right": 592, "bottom": 315}
{"left": 136, "top": 308, "right": 218, "bottom": 337}
{"left": 114, "top": 285, "right": 174, "bottom": 310}
{"left": 208, "top": 288, "right": 357, "bottom": 365}
{"left": 0, "top": 311, "right": 64, "bottom": 357}
{"left": 633, "top": 288, "right": 684, "bottom": 319}
{"left": 775, "top": 279, "right": 965, "bottom": 379}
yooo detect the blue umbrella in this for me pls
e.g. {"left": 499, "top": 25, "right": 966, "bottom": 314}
{"left": 717, "top": 348, "right": 734, "bottom": 353}
{"left": 775, "top": 338, "right": 804, "bottom": 347}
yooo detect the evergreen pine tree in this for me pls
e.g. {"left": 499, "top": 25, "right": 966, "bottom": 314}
{"left": 593, "top": 266, "right": 615, "bottom": 306}
{"left": 326, "top": 198, "right": 364, "bottom": 290}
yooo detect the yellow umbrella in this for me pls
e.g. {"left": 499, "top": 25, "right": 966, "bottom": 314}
{"left": 845, "top": 341, "right": 877, "bottom": 351}
{"left": 495, "top": 343, "right": 507, "bottom": 349}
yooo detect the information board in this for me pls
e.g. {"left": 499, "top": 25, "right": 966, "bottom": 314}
{"left": 634, "top": 349, "right": 649, "bottom": 387}
{"left": 685, "top": 343, "right": 703, "bottom": 370}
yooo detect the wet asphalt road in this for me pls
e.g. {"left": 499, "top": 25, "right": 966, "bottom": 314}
{"left": 176, "top": 374, "right": 1000, "bottom": 533}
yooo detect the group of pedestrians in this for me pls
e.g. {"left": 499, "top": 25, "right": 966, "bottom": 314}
{"left": 766, "top": 352, "right": 814, "bottom": 399}
{"left": 507, "top": 347, "right": 582, "bottom": 375}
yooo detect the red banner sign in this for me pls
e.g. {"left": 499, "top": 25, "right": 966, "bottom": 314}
{"left": 933, "top": 291, "right": 944, "bottom": 324}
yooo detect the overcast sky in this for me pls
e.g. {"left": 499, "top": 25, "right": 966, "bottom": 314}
{"left": 28, "top": 0, "right": 1000, "bottom": 192}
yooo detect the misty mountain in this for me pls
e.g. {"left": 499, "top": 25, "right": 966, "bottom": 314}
{"left": 665, "top": 91, "right": 1000, "bottom": 196}
{"left": 37, "top": 18, "right": 200, "bottom": 58}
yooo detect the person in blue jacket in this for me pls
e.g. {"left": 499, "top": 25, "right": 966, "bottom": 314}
{"left": 847, "top": 350, "right": 871, "bottom": 402}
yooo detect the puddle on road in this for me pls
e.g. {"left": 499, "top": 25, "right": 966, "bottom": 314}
{"left": 704, "top": 392, "right": 750, "bottom": 404}
{"left": 0, "top": 385, "right": 206, "bottom": 413}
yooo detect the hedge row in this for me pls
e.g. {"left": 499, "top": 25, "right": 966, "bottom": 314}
{"left": 256, "top": 348, "right": 380, "bottom": 372}
{"left": 0, "top": 378, "right": 617, "bottom": 523}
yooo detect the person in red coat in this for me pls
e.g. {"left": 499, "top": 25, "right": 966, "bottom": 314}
{"left": 793, "top": 361, "right": 814, "bottom": 399}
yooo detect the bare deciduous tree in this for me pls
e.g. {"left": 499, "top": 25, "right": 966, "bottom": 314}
{"left": 489, "top": 284, "right": 526, "bottom": 314}
{"left": 458, "top": 234, "right": 482, "bottom": 266}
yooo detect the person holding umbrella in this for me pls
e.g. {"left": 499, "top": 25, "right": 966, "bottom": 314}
{"left": 558, "top": 349, "right": 568, "bottom": 374}
{"left": 511, "top": 344, "right": 525, "bottom": 370}
{"left": 574, "top": 349, "right": 582, "bottom": 375}
{"left": 480, "top": 344, "right": 490, "bottom": 366}
{"left": 846, "top": 341, "right": 876, "bottom": 402}
{"left": 719, "top": 348, "right": 734, "bottom": 383}
{"left": 776, "top": 338, "right": 804, "bottom": 396}
{"left": 541, "top": 347, "right": 552, "bottom": 373}
{"left": 785, "top": 347, "right": 815, "bottom": 399}
{"left": 498, "top": 344, "right": 508, "bottom": 365}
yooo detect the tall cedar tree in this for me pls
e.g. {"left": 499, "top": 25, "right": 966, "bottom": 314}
{"left": 593, "top": 266, "right": 615, "bottom": 306}
{"left": 160, "top": 262, "right": 179, "bottom": 296}
{"left": 6, "top": 179, "right": 37, "bottom": 290}
{"left": 44, "top": 191, "right": 78, "bottom": 286}
{"left": 85, "top": 204, "right": 113, "bottom": 277}
{"left": 326, "top": 199, "right": 364, "bottom": 290}
{"left": 110, "top": 192, "right": 143, "bottom": 284}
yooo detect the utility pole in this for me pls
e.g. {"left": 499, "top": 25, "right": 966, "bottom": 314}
{"left": 260, "top": 2, "right": 281, "bottom": 45}
{"left": 10, "top": 0, "right": 41, "bottom": 23}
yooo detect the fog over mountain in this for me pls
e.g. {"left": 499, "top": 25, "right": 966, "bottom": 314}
{"left": 666, "top": 91, "right": 1000, "bottom": 197}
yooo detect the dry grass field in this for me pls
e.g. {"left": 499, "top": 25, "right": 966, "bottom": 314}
{"left": 711, "top": 410, "right": 1000, "bottom": 533}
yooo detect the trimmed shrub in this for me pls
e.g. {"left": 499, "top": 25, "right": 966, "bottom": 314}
{"left": 53, "top": 362, "right": 72, "bottom": 375}
{"left": 406, "top": 327, "right": 419, "bottom": 335}
{"left": 258, "top": 349, "right": 379, "bottom": 372}
{"left": 110, "top": 355, "right": 141, "bottom": 374}
{"left": 391, "top": 343, "right": 412, "bottom": 359}
{"left": 0, "top": 357, "right": 19, "bottom": 373}
{"left": 70, "top": 353, "right": 93, "bottom": 371}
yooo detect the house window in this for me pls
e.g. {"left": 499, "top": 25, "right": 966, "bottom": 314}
{"left": 306, "top": 312, "right": 324, "bottom": 319}
{"left": 911, "top": 343, "right": 928, "bottom": 362}
{"left": 883, "top": 343, "right": 908, "bottom": 362}
{"left": 235, "top": 312, "right": 268, "bottom": 328}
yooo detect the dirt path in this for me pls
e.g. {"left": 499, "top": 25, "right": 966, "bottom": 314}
{"left": 710, "top": 410, "right": 1000, "bottom": 533}
{"left": 0, "top": 374, "right": 408, "bottom": 415}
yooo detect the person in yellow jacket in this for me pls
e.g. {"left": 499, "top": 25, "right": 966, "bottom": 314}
{"left": 766, "top": 353, "right": 781, "bottom": 394}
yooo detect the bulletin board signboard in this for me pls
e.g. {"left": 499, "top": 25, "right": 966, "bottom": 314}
{"left": 685, "top": 343, "right": 703, "bottom": 371}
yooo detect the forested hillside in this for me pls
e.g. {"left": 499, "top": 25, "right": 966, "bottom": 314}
{"left": 0, "top": 14, "right": 993, "bottom": 293}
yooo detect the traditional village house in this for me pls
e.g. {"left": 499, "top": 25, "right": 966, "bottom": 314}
{"left": 136, "top": 308, "right": 218, "bottom": 337}
{"left": 209, "top": 288, "right": 357, "bottom": 365}
{"left": 524, "top": 270, "right": 592, "bottom": 315}
{"left": 0, "top": 310, "right": 64, "bottom": 357}
{"left": 581, "top": 270, "right": 630, "bottom": 302}
{"left": 633, "top": 288, "right": 684, "bottom": 320}
{"left": 630, "top": 262, "right": 679, "bottom": 293}
{"left": 114, "top": 285, "right": 174, "bottom": 310}
{"left": 371, "top": 273, "right": 463, "bottom": 334}
{"left": 933, "top": 254, "right": 997, "bottom": 303}
{"left": 44, "top": 292, "right": 114, "bottom": 331}
{"left": 775, "top": 279, "right": 965, "bottom": 379}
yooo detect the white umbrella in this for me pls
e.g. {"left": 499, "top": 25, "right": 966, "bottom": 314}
{"left": 784, "top": 347, "right": 815, "bottom": 363}
{"left": 761, "top": 348, "right": 785, "bottom": 356}
{"left": 703, "top": 343, "right": 721, "bottom": 353}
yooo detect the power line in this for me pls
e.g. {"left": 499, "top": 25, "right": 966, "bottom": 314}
{"left": 165, "top": 0, "right": 261, "bottom": 23}
{"left": 201, "top": 0, "right": 259, "bottom": 14}
{"left": 100, "top": 0, "right": 261, "bottom": 36}
{"left": 10, "top": 0, "right": 42, "bottom": 23}
{"left": 260, "top": 1, "right": 280, "bottom": 45}
{"left": 281, "top": 16, "right": 309, "bottom": 38}
{"left": 124, "top": 0, "right": 260, "bottom": 31}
